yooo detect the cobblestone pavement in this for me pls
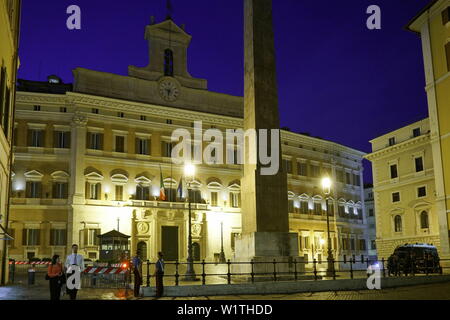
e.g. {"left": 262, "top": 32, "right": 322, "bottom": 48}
{"left": 3, "top": 276, "right": 450, "bottom": 300}
{"left": 146, "top": 281, "right": 450, "bottom": 300}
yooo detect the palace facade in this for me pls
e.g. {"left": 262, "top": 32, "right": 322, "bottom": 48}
{"left": 7, "top": 18, "right": 369, "bottom": 267}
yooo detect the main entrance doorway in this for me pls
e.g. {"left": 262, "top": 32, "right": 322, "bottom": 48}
{"left": 161, "top": 226, "right": 179, "bottom": 261}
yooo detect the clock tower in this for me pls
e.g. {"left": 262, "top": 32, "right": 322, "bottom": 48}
{"left": 128, "top": 18, "right": 207, "bottom": 91}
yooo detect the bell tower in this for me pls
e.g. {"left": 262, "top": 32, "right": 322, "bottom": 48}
{"left": 128, "top": 18, "right": 207, "bottom": 90}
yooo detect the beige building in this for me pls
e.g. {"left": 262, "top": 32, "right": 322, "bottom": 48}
{"left": 0, "top": 0, "right": 21, "bottom": 285}
{"left": 8, "top": 18, "right": 369, "bottom": 269}
{"left": 407, "top": 0, "right": 450, "bottom": 258}
{"left": 366, "top": 119, "right": 441, "bottom": 259}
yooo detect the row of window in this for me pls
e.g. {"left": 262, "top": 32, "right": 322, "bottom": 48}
{"left": 85, "top": 182, "right": 242, "bottom": 207}
{"left": 288, "top": 199, "right": 363, "bottom": 219}
{"left": 298, "top": 236, "right": 367, "bottom": 252}
{"left": 25, "top": 181, "right": 68, "bottom": 199}
{"left": 284, "top": 160, "right": 361, "bottom": 186}
{"left": 22, "top": 180, "right": 242, "bottom": 208}
{"left": 389, "top": 156, "right": 424, "bottom": 179}
{"left": 8, "top": 229, "right": 68, "bottom": 247}
{"left": 391, "top": 186, "right": 427, "bottom": 203}
{"left": 393, "top": 211, "right": 429, "bottom": 233}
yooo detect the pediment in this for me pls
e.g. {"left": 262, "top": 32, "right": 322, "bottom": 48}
{"left": 163, "top": 178, "right": 178, "bottom": 188}
{"left": 112, "top": 174, "right": 129, "bottom": 185}
{"left": 24, "top": 170, "right": 44, "bottom": 180}
{"left": 135, "top": 176, "right": 152, "bottom": 186}
{"left": 146, "top": 19, "right": 191, "bottom": 44}
{"left": 51, "top": 171, "right": 70, "bottom": 182}
{"left": 207, "top": 182, "right": 223, "bottom": 190}
{"left": 85, "top": 172, "right": 104, "bottom": 182}
{"left": 299, "top": 193, "right": 310, "bottom": 200}
{"left": 228, "top": 183, "right": 241, "bottom": 192}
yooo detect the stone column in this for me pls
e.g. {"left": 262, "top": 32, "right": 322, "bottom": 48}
{"left": 233, "top": 0, "right": 300, "bottom": 276}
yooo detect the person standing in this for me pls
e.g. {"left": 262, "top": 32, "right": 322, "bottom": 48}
{"left": 132, "top": 252, "right": 142, "bottom": 298}
{"left": 65, "top": 244, "right": 85, "bottom": 300}
{"left": 154, "top": 252, "right": 165, "bottom": 298}
{"left": 47, "top": 255, "right": 63, "bottom": 301}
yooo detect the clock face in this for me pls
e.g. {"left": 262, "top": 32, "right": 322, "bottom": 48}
{"left": 159, "top": 79, "right": 180, "bottom": 102}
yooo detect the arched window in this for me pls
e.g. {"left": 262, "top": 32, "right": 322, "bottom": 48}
{"left": 394, "top": 215, "right": 402, "bottom": 232}
{"left": 420, "top": 211, "right": 429, "bottom": 229}
{"left": 164, "top": 49, "right": 174, "bottom": 76}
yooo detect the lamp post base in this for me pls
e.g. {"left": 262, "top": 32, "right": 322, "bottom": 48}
{"left": 183, "top": 261, "right": 199, "bottom": 281}
{"left": 219, "top": 251, "right": 226, "bottom": 264}
{"left": 326, "top": 256, "right": 335, "bottom": 278}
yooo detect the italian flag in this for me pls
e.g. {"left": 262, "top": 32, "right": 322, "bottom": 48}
{"left": 159, "top": 166, "right": 166, "bottom": 201}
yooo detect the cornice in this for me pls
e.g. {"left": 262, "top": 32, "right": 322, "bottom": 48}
{"left": 16, "top": 92, "right": 67, "bottom": 105}
{"left": 67, "top": 92, "right": 243, "bottom": 127}
{"left": 365, "top": 134, "right": 431, "bottom": 161}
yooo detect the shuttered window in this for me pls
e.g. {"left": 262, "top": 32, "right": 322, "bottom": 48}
{"left": 28, "top": 130, "right": 44, "bottom": 147}
{"left": 22, "top": 229, "right": 40, "bottom": 246}
{"left": 54, "top": 131, "right": 70, "bottom": 149}
{"left": 87, "top": 132, "right": 103, "bottom": 150}
{"left": 52, "top": 183, "right": 68, "bottom": 199}
{"left": 26, "top": 181, "right": 42, "bottom": 199}
{"left": 115, "top": 185, "right": 123, "bottom": 201}
{"left": 50, "top": 229, "right": 67, "bottom": 246}
{"left": 115, "top": 136, "right": 125, "bottom": 153}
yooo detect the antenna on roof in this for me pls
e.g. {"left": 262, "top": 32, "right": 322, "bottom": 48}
{"left": 166, "top": 0, "right": 173, "bottom": 20}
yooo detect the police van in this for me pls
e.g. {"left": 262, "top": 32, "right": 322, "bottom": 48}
{"left": 393, "top": 243, "right": 441, "bottom": 274}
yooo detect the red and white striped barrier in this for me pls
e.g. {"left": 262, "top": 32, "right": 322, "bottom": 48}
{"left": 9, "top": 261, "right": 52, "bottom": 265}
{"left": 83, "top": 267, "right": 128, "bottom": 275}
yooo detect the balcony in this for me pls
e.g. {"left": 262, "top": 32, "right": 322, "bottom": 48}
{"left": 129, "top": 200, "right": 209, "bottom": 211}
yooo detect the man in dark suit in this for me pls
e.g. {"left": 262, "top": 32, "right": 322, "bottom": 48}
{"left": 154, "top": 252, "right": 164, "bottom": 298}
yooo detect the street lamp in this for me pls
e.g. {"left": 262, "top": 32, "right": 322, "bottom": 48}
{"left": 184, "top": 163, "right": 198, "bottom": 281}
{"left": 321, "top": 176, "right": 335, "bottom": 277}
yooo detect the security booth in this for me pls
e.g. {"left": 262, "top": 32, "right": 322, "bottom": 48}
{"left": 98, "top": 230, "right": 130, "bottom": 263}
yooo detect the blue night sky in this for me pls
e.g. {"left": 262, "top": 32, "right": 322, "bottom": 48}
{"left": 18, "top": 0, "right": 431, "bottom": 183}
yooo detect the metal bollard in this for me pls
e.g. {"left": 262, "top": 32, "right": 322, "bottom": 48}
{"left": 250, "top": 259, "right": 255, "bottom": 283}
{"left": 313, "top": 259, "right": 318, "bottom": 281}
{"left": 294, "top": 259, "right": 298, "bottom": 281}
{"left": 332, "top": 259, "right": 336, "bottom": 280}
{"left": 28, "top": 265, "right": 36, "bottom": 285}
{"left": 227, "top": 260, "right": 231, "bottom": 285}
{"left": 273, "top": 259, "right": 277, "bottom": 282}
{"left": 175, "top": 260, "right": 179, "bottom": 286}
{"left": 202, "top": 260, "right": 206, "bottom": 285}
{"left": 350, "top": 259, "right": 354, "bottom": 280}
{"left": 146, "top": 260, "right": 150, "bottom": 287}
{"left": 9, "top": 260, "right": 15, "bottom": 284}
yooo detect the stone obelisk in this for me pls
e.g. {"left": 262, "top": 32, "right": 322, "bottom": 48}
{"left": 234, "top": 0, "right": 300, "bottom": 275}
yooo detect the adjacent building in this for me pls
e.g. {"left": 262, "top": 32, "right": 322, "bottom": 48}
{"left": 366, "top": 119, "right": 440, "bottom": 259}
{"left": 7, "top": 18, "right": 369, "bottom": 269}
{"left": 0, "top": 0, "right": 21, "bottom": 285}
{"left": 406, "top": 0, "right": 450, "bottom": 258}
{"left": 364, "top": 185, "right": 377, "bottom": 261}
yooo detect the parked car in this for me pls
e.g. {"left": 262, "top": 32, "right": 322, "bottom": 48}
{"left": 393, "top": 244, "right": 441, "bottom": 274}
